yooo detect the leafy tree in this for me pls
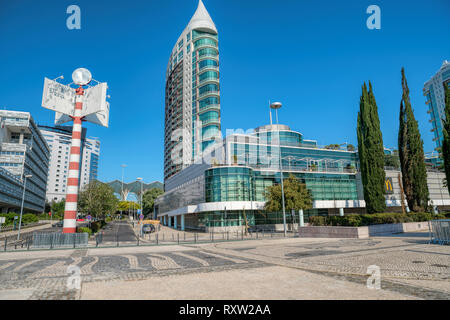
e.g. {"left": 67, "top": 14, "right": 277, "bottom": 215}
{"left": 264, "top": 175, "right": 313, "bottom": 212}
{"left": 357, "top": 82, "right": 386, "bottom": 213}
{"left": 44, "top": 200, "right": 51, "bottom": 213}
{"left": 142, "top": 188, "right": 164, "bottom": 216}
{"left": 398, "top": 68, "right": 429, "bottom": 212}
{"left": 50, "top": 199, "right": 65, "bottom": 218}
{"left": 347, "top": 144, "right": 355, "bottom": 151}
{"left": 325, "top": 144, "right": 340, "bottom": 150}
{"left": 384, "top": 154, "right": 400, "bottom": 168}
{"left": 118, "top": 201, "right": 140, "bottom": 212}
{"left": 442, "top": 83, "right": 450, "bottom": 195}
{"left": 78, "top": 181, "right": 119, "bottom": 220}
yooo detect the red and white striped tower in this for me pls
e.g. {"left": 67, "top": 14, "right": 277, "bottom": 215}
{"left": 63, "top": 85, "right": 84, "bottom": 233}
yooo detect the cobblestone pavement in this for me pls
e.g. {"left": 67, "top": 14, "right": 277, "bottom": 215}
{"left": 0, "top": 232, "right": 448, "bottom": 300}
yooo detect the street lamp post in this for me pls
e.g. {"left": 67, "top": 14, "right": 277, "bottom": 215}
{"left": 270, "top": 102, "right": 287, "bottom": 237}
{"left": 17, "top": 174, "right": 32, "bottom": 240}
{"left": 137, "top": 178, "right": 143, "bottom": 218}
{"left": 120, "top": 164, "right": 127, "bottom": 219}
{"left": 137, "top": 178, "right": 143, "bottom": 236}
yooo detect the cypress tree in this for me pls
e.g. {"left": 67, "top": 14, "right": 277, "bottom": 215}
{"left": 357, "top": 82, "right": 387, "bottom": 213}
{"left": 398, "top": 68, "right": 429, "bottom": 212}
{"left": 441, "top": 83, "right": 450, "bottom": 195}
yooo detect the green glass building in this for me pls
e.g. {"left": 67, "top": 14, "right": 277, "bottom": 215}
{"left": 155, "top": 123, "right": 364, "bottom": 231}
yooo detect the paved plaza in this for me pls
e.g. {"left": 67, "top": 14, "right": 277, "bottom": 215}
{"left": 0, "top": 231, "right": 448, "bottom": 300}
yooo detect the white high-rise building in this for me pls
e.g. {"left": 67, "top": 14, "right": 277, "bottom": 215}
{"left": 0, "top": 110, "right": 50, "bottom": 212}
{"left": 164, "top": 0, "right": 221, "bottom": 183}
{"left": 39, "top": 125, "right": 100, "bottom": 202}
{"left": 424, "top": 60, "right": 450, "bottom": 151}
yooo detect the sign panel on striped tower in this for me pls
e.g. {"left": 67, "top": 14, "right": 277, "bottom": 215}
{"left": 83, "top": 101, "right": 109, "bottom": 127}
{"left": 54, "top": 111, "right": 72, "bottom": 125}
{"left": 42, "top": 78, "right": 76, "bottom": 116}
{"left": 81, "top": 82, "right": 108, "bottom": 117}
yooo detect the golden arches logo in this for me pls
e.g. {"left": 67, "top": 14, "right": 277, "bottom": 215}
{"left": 385, "top": 178, "right": 393, "bottom": 193}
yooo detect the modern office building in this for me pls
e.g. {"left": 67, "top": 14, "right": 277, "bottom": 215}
{"left": 155, "top": 117, "right": 450, "bottom": 231}
{"left": 424, "top": 60, "right": 450, "bottom": 151}
{"left": 155, "top": 120, "right": 366, "bottom": 231}
{"left": 0, "top": 110, "right": 50, "bottom": 213}
{"left": 164, "top": 0, "right": 221, "bottom": 182}
{"left": 39, "top": 125, "right": 100, "bottom": 202}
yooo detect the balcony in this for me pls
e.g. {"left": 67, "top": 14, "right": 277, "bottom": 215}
{"left": 198, "top": 104, "right": 220, "bottom": 114}
{"left": 201, "top": 118, "right": 220, "bottom": 126}
{"left": 198, "top": 90, "right": 219, "bottom": 99}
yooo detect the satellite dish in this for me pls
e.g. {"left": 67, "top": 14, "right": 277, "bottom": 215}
{"left": 72, "top": 68, "right": 92, "bottom": 86}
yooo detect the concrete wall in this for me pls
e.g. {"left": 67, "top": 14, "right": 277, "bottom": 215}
{"left": 299, "top": 222, "right": 430, "bottom": 239}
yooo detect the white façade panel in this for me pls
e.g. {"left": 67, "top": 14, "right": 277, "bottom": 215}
{"left": 83, "top": 101, "right": 109, "bottom": 127}
{"left": 42, "top": 78, "right": 76, "bottom": 116}
{"left": 81, "top": 82, "right": 107, "bottom": 117}
{"left": 54, "top": 112, "right": 72, "bottom": 125}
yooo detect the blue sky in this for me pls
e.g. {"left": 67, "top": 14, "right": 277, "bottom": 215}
{"left": 0, "top": 0, "right": 449, "bottom": 184}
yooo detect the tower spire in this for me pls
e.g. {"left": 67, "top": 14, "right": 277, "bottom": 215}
{"left": 188, "top": 0, "right": 217, "bottom": 33}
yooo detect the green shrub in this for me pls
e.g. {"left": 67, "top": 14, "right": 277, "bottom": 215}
{"left": 77, "top": 227, "right": 92, "bottom": 236}
{"left": 309, "top": 216, "right": 326, "bottom": 226}
{"left": 308, "top": 212, "right": 444, "bottom": 227}
{"left": 22, "top": 213, "right": 38, "bottom": 224}
{"left": 90, "top": 220, "right": 106, "bottom": 233}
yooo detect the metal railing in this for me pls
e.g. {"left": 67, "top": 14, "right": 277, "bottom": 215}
{"left": 32, "top": 232, "right": 89, "bottom": 249}
{"left": 429, "top": 219, "right": 450, "bottom": 245}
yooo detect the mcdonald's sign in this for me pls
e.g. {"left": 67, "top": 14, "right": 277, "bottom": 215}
{"left": 385, "top": 177, "right": 394, "bottom": 194}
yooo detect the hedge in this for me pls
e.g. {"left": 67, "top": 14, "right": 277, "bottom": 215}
{"left": 90, "top": 220, "right": 106, "bottom": 234}
{"left": 309, "top": 212, "right": 446, "bottom": 227}
{"left": 77, "top": 227, "right": 92, "bottom": 236}
{"left": 0, "top": 213, "right": 38, "bottom": 226}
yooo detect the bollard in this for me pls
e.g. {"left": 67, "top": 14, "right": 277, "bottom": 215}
{"left": 184, "top": 232, "right": 186, "bottom": 241}
{"left": 4, "top": 237, "right": 7, "bottom": 252}
{"left": 256, "top": 231, "right": 258, "bottom": 239}
{"left": 177, "top": 234, "right": 179, "bottom": 244}
{"left": 27, "top": 237, "right": 30, "bottom": 250}
{"left": 195, "top": 233, "right": 197, "bottom": 243}
{"left": 116, "top": 233, "right": 119, "bottom": 247}
{"left": 96, "top": 235, "right": 99, "bottom": 248}
{"left": 137, "top": 235, "right": 140, "bottom": 246}
{"left": 156, "top": 234, "right": 159, "bottom": 245}
{"left": 212, "top": 232, "right": 214, "bottom": 242}
{"left": 73, "top": 234, "right": 76, "bottom": 249}
{"left": 241, "top": 230, "right": 243, "bottom": 240}
{"left": 50, "top": 234, "right": 54, "bottom": 249}
{"left": 227, "top": 231, "right": 229, "bottom": 241}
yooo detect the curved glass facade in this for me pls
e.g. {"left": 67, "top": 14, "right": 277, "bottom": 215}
{"left": 199, "top": 110, "right": 219, "bottom": 124}
{"left": 205, "top": 167, "right": 254, "bottom": 202}
{"left": 199, "top": 96, "right": 219, "bottom": 109}
{"left": 199, "top": 59, "right": 218, "bottom": 70}
{"left": 198, "top": 48, "right": 218, "bottom": 57}
{"left": 202, "top": 125, "right": 219, "bottom": 139}
{"left": 194, "top": 38, "right": 217, "bottom": 48}
{"left": 199, "top": 83, "right": 219, "bottom": 96}
{"left": 199, "top": 70, "right": 219, "bottom": 83}
{"left": 256, "top": 130, "right": 302, "bottom": 147}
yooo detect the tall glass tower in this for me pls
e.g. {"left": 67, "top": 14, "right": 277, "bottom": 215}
{"left": 424, "top": 60, "right": 450, "bottom": 151}
{"left": 164, "top": 0, "right": 221, "bottom": 182}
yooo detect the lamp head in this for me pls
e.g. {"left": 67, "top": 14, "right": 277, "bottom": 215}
{"left": 270, "top": 102, "right": 282, "bottom": 110}
{"left": 72, "top": 68, "right": 92, "bottom": 86}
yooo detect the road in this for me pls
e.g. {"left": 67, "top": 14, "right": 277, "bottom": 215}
{"left": 101, "top": 221, "right": 136, "bottom": 242}
{"left": 0, "top": 232, "right": 449, "bottom": 300}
